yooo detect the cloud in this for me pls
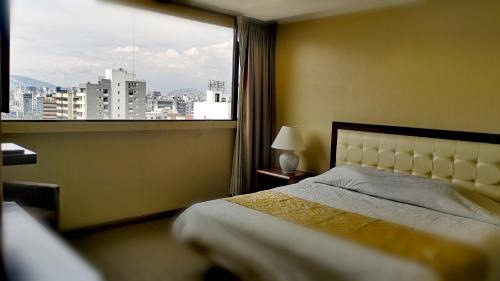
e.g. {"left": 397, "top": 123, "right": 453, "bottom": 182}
{"left": 109, "top": 46, "right": 141, "bottom": 53}
{"left": 153, "top": 49, "right": 189, "bottom": 69}
{"left": 183, "top": 47, "right": 199, "bottom": 56}
{"left": 158, "top": 49, "right": 180, "bottom": 59}
{"left": 202, "top": 40, "right": 233, "bottom": 53}
{"left": 11, "top": 0, "right": 234, "bottom": 92}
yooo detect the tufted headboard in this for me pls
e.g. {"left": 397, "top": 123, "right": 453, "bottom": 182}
{"left": 330, "top": 122, "right": 500, "bottom": 202}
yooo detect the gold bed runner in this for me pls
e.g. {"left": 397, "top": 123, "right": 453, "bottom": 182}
{"left": 225, "top": 190, "right": 488, "bottom": 281}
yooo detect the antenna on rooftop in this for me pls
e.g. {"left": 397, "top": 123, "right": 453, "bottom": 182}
{"left": 132, "top": 9, "right": 136, "bottom": 81}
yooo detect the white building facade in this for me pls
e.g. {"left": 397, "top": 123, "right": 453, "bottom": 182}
{"left": 193, "top": 89, "right": 231, "bottom": 120}
{"left": 105, "top": 68, "right": 146, "bottom": 120}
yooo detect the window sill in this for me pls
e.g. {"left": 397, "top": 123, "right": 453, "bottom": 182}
{"left": 1, "top": 120, "right": 237, "bottom": 134}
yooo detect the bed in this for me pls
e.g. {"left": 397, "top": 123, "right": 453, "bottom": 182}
{"left": 173, "top": 122, "right": 500, "bottom": 281}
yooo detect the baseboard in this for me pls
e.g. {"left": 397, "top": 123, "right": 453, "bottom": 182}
{"left": 62, "top": 208, "right": 184, "bottom": 238}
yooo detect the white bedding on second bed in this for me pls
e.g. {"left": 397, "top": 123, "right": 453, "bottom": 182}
{"left": 173, "top": 169, "right": 500, "bottom": 281}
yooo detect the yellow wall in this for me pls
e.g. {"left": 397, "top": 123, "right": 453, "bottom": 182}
{"left": 276, "top": 0, "right": 500, "bottom": 174}
{"left": 2, "top": 127, "right": 235, "bottom": 230}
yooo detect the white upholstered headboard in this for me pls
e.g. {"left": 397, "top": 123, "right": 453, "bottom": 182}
{"left": 331, "top": 122, "right": 500, "bottom": 202}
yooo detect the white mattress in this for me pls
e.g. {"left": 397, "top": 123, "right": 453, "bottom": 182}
{"left": 3, "top": 202, "right": 102, "bottom": 281}
{"left": 173, "top": 178, "right": 500, "bottom": 281}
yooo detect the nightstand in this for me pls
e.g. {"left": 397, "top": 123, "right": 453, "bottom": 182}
{"left": 255, "top": 168, "right": 314, "bottom": 191}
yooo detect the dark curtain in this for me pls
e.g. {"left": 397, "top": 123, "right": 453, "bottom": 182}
{"left": 230, "top": 16, "right": 276, "bottom": 195}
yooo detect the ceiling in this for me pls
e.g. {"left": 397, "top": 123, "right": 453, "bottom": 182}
{"left": 179, "top": 0, "right": 421, "bottom": 23}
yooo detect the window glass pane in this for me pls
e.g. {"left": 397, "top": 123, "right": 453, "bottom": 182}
{"left": 6, "top": 0, "right": 234, "bottom": 120}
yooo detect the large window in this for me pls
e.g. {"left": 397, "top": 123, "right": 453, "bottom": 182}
{"left": 5, "top": 0, "right": 235, "bottom": 121}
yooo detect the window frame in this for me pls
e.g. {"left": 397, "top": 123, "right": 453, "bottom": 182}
{"left": 1, "top": 0, "right": 9, "bottom": 113}
{"left": 1, "top": 1, "right": 239, "bottom": 123}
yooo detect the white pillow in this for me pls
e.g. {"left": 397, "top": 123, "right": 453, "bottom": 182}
{"left": 313, "top": 166, "right": 500, "bottom": 226}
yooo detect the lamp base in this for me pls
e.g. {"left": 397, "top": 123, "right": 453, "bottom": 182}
{"left": 279, "top": 151, "right": 299, "bottom": 173}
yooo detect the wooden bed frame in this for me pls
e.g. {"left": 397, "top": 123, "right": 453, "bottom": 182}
{"left": 330, "top": 121, "right": 500, "bottom": 168}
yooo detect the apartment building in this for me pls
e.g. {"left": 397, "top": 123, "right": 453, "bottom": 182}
{"left": 42, "top": 96, "right": 57, "bottom": 120}
{"left": 80, "top": 78, "right": 111, "bottom": 120}
{"left": 104, "top": 68, "right": 146, "bottom": 120}
{"left": 34, "top": 95, "right": 44, "bottom": 119}
{"left": 22, "top": 92, "right": 33, "bottom": 118}
{"left": 73, "top": 92, "right": 86, "bottom": 120}
{"left": 193, "top": 81, "right": 231, "bottom": 120}
{"left": 54, "top": 87, "right": 86, "bottom": 120}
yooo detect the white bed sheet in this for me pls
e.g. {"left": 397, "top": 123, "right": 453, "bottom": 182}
{"left": 173, "top": 178, "right": 500, "bottom": 281}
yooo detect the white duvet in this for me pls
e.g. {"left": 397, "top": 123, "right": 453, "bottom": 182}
{"left": 173, "top": 167, "right": 500, "bottom": 281}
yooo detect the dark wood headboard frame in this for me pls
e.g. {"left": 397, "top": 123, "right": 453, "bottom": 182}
{"left": 330, "top": 122, "right": 500, "bottom": 169}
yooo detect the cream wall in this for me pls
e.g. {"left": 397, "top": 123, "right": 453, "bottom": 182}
{"left": 276, "top": 0, "right": 500, "bottom": 174}
{"left": 2, "top": 126, "right": 235, "bottom": 230}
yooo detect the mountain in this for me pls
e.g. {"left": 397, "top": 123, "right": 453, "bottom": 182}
{"left": 10, "top": 75, "right": 58, "bottom": 90}
{"left": 167, "top": 88, "right": 205, "bottom": 98}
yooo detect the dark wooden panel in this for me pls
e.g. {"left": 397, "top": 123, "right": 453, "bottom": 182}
{"left": 2, "top": 143, "right": 37, "bottom": 166}
{"left": 255, "top": 168, "right": 314, "bottom": 191}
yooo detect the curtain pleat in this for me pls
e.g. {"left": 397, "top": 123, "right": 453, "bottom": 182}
{"left": 230, "top": 16, "right": 276, "bottom": 195}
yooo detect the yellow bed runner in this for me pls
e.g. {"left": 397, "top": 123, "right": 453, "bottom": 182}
{"left": 225, "top": 190, "right": 488, "bottom": 281}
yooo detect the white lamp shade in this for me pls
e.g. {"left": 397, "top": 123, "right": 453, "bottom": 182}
{"left": 271, "top": 126, "right": 306, "bottom": 151}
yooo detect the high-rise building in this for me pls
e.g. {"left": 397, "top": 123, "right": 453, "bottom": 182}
{"left": 22, "top": 92, "right": 34, "bottom": 119}
{"left": 9, "top": 87, "right": 23, "bottom": 114}
{"left": 146, "top": 91, "right": 162, "bottom": 112}
{"left": 105, "top": 68, "right": 146, "bottom": 120}
{"left": 54, "top": 87, "right": 86, "bottom": 120}
{"left": 174, "top": 97, "right": 187, "bottom": 117}
{"left": 73, "top": 91, "right": 86, "bottom": 120}
{"left": 193, "top": 80, "right": 231, "bottom": 120}
{"left": 42, "top": 97, "right": 57, "bottom": 120}
{"left": 34, "top": 95, "right": 44, "bottom": 119}
{"left": 54, "top": 87, "right": 73, "bottom": 120}
{"left": 207, "top": 80, "right": 228, "bottom": 102}
{"left": 154, "top": 98, "right": 174, "bottom": 111}
{"left": 124, "top": 81, "right": 146, "bottom": 120}
{"left": 185, "top": 100, "right": 194, "bottom": 118}
{"left": 80, "top": 78, "right": 111, "bottom": 120}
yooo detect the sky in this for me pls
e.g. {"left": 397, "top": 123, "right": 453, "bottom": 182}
{"left": 10, "top": 0, "right": 234, "bottom": 93}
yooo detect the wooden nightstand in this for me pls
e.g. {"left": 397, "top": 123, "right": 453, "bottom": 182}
{"left": 256, "top": 168, "right": 314, "bottom": 191}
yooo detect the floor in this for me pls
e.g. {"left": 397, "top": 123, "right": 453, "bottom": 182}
{"left": 67, "top": 218, "right": 211, "bottom": 281}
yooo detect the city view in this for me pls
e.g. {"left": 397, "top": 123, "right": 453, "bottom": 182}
{"left": 6, "top": 0, "right": 234, "bottom": 120}
{"left": 6, "top": 73, "right": 232, "bottom": 120}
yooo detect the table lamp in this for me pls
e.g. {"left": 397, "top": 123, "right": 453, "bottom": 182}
{"left": 271, "top": 126, "right": 306, "bottom": 173}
